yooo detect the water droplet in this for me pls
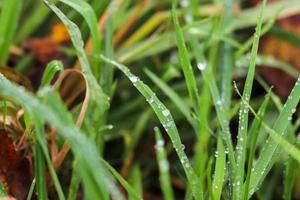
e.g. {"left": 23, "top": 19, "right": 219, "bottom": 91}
{"left": 215, "top": 151, "right": 219, "bottom": 158}
{"left": 197, "top": 62, "right": 207, "bottom": 71}
{"left": 180, "top": 0, "right": 189, "bottom": 8}
{"left": 148, "top": 97, "right": 154, "bottom": 104}
{"left": 185, "top": 14, "right": 193, "bottom": 23}
{"left": 129, "top": 76, "right": 138, "bottom": 83}
{"left": 161, "top": 160, "right": 170, "bottom": 171}
{"left": 107, "top": 125, "right": 113, "bottom": 130}
{"left": 155, "top": 140, "right": 165, "bottom": 149}
{"left": 181, "top": 144, "right": 185, "bottom": 150}
{"left": 292, "top": 108, "right": 296, "bottom": 114}
{"left": 162, "top": 109, "right": 170, "bottom": 117}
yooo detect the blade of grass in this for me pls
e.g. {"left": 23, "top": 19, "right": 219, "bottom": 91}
{"left": 144, "top": 68, "right": 195, "bottom": 128}
{"left": 59, "top": 0, "right": 102, "bottom": 77}
{"left": 243, "top": 90, "right": 271, "bottom": 199}
{"left": 233, "top": 1, "right": 266, "bottom": 199}
{"left": 241, "top": 76, "right": 300, "bottom": 198}
{"left": 23, "top": 111, "right": 48, "bottom": 200}
{"left": 26, "top": 178, "right": 36, "bottom": 200}
{"left": 191, "top": 41, "right": 236, "bottom": 178}
{"left": 31, "top": 114, "right": 65, "bottom": 200}
{"left": 67, "top": 162, "right": 81, "bottom": 200}
{"left": 41, "top": 60, "right": 64, "bottom": 87}
{"left": 128, "top": 164, "right": 143, "bottom": 200}
{"left": 284, "top": 153, "right": 298, "bottom": 200}
{"left": 16, "top": 2, "right": 53, "bottom": 43}
{"left": 102, "top": 159, "right": 143, "bottom": 200}
{"left": 236, "top": 88, "right": 300, "bottom": 164}
{"left": 98, "top": 54, "right": 203, "bottom": 200}
{"left": 43, "top": 0, "right": 109, "bottom": 120}
{"left": 171, "top": 5, "right": 200, "bottom": 114}
{"left": 0, "top": 0, "right": 22, "bottom": 65}
{"left": 212, "top": 136, "right": 226, "bottom": 200}
{"left": 154, "top": 127, "right": 175, "bottom": 200}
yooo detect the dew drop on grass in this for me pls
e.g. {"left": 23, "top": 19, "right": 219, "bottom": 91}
{"left": 180, "top": 0, "right": 189, "bottom": 8}
{"left": 181, "top": 144, "right": 185, "bottom": 150}
{"left": 161, "top": 160, "right": 170, "bottom": 171}
{"left": 162, "top": 109, "right": 170, "bottom": 116}
{"left": 129, "top": 76, "right": 138, "bottom": 83}
{"left": 148, "top": 97, "right": 154, "bottom": 104}
{"left": 215, "top": 151, "right": 219, "bottom": 158}
{"left": 107, "top": 125, "right": 113, "bottom": 130}
{"left": 155, "top": 140, "right": 165, "bottom": 149}
{"left": 197, "top": 62, "right": 207, "bottom": 71}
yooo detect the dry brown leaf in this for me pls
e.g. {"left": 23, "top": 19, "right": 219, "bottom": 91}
{"left": 0, "top": 129, "right": 32, "bottom": 200}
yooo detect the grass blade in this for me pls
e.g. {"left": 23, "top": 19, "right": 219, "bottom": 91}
{"left": 102, "top": 160, "right": 143, "bottom": 200}
{"left": 191, "top": 41, "right": 236, "bottom": 177}
{"left": 233, "top": 1, "right": 266, "bottom": 198}
{"left": 98, "top": 54, "right": 203, "bottom": 200}
{"left": 171, "top": 5, "right": 200, "bottom": 113}
{"left": 154, "top": 127, "right": 175, "bottom": 200}
{"left": 243, "top": 90, "right": 271, "bottom": 199}
{"left": 16, "top": 2, "right": 53, "bottom": 43}
{"left": 0, "top": 0, "right": 22, "bottom": 65}
{"left": 41, "top": 60, "right": 64, "bottom": 87}
{"left": 212, "top": 136, "right": 226, "bottom": 200}
{"left": 144, "top": 68, "right": 195, "bottom": 127}
{"left": 237, "top": 76, "right": 300, "bottom": 198}
{"left": 128, "top": 164, "right": 143, "bottom": 200}
{"left": 59, "top": 0, "right": 102, "bottom": 77}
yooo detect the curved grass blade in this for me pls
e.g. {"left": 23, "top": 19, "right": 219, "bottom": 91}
{"left": 43, "top": 0, "right": 109, "bottom": 115}
{"left": 59, "top": 0, "right": 102, "bottom": 75}
{"left": 41, "top": 60, "right": 64, "bottom": 87}
{"left": 233, "top": 1, "right": 266, "bottom": 198}
{"left": 154, "top": 127, "right": 175, "bottom": 200}
{"left": 98, "top": 54, "right": 203, "bottom": 200}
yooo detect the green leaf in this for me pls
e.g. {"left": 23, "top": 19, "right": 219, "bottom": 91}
{"left": 41, "top": 60, "right": 64, "bottom": 87}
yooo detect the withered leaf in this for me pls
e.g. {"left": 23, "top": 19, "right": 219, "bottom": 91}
{"left": 0, "top": 129, "right": 32, "bottom": 200}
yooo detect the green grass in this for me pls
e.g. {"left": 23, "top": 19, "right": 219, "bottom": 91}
{"left": 0, "top": 0, "right": 300, "bottom": 199}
